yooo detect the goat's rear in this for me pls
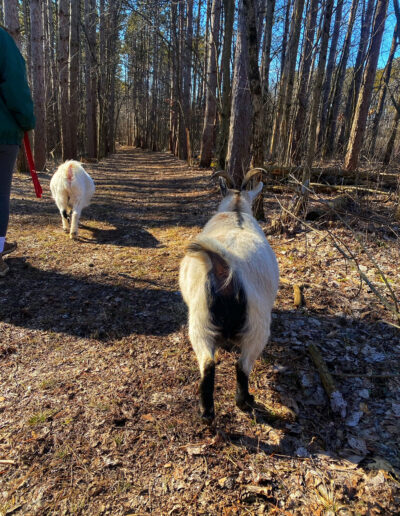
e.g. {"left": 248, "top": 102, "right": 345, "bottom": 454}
{"left": 50, "top": 160, "right": 95, "bottom": 239}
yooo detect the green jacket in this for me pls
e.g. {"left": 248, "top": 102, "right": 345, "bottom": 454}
{"left": 0, "top": 27, "right": 35, "bottom": 145}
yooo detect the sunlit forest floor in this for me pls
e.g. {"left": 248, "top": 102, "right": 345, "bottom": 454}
{"left": 1, "top": 148, "right": 399, "bottom": 514}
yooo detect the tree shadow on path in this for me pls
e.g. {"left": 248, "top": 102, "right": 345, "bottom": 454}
{"left": 0, "top": 258, "right": 184, "bottom": 339}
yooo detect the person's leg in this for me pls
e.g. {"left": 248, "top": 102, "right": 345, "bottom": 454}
{"left": 0, "top": 145, "right": 19, "bottom": 253}
{"left": 0, "top": 143, "right": 19, "bottom": 274}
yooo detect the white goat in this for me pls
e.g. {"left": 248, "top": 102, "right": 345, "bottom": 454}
{"left": 50, "top": 160, "right": 95, "bottom": 239}
{"left": 179, "top": 169, "right": 279, "bottom": 422}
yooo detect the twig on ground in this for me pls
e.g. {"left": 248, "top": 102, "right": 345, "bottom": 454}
{"left": 308, "top": 343, "right": 347, "bottom": 418}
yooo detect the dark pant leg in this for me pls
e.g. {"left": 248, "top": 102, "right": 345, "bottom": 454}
{"left": 0, "top": 145, "right": 19, "bottom": 237}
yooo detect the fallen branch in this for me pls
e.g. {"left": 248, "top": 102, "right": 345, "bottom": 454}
{"left": 308, "top": 343, "right": 347, "bottom": 418}
{"left": 309, "top": 183, "right": 391, "bottom": 196}
{"left": 332, "top": 372, "right": 400, "bottom": 378}
{"left": 264, "top": 165, "right": 399, "bottom": 187}
{"left": 0, "top": 459, "right": 15, "bottom": 465}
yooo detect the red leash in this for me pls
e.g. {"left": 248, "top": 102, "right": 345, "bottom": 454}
{"left": 23, "top": 132, "right": 42, "bottom": 198}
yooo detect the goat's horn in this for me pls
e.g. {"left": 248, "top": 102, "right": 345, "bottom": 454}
{"left": 210, "top": 170, "right": 234, "bottom": 188}
{"left": 240, "top": 167, "right": 269, "bottom": 190}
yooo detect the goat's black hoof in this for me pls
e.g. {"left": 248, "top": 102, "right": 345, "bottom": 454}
{"left": 236, "top": 393, "right": 254, "bottom": 411}
{"left": 200, "top": 406, "right": 215, "bottom": 424}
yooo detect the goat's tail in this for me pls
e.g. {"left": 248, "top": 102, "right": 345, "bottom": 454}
{"left": 62, "top": 160, "right": 80, "bottom": 183}
{"left": 186, "top": 237, "right": 247, "bottom": 340}
{"left": 186, "top": 237, "right": 234, "bottom": 294}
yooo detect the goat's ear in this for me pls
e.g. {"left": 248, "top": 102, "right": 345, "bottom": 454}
{"left": 219, "top": 177, "right": 228, "bottom": 197}
{"left": 247, "top": 181, "right": 263, "bottom": 203}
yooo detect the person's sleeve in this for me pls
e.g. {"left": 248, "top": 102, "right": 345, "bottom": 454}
{"left": 0, "top": 32, "right": 36, "bottom": 131}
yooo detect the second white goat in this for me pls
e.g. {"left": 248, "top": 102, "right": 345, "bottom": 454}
{"left": 50, "top": 160, "right": 95, "bottom": 239}
{"left": 179, "top": 169, "right": 279, "bottom": 422}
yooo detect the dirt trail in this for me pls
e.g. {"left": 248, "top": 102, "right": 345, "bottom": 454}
{"left": 0, "top": 148, "right": 399, "bottom": 514}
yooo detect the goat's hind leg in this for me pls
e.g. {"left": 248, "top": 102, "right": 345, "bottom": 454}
{"left": 191, "top": 333, "right": 216, "bottom": 423}
{"left": 55, "top": 197, "right": 70, "bottom": 233}
{"left": 69, "top": 203, "right": 83, "bottom": 239}
{"left": 236, "top": 337, "right": 265, "bottom": 411}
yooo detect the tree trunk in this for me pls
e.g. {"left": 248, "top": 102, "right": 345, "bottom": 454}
{"left": 58, "top": 0, "right": 72, "bottom": 160}
{"left": 270, "top": 0, "right": 304, "bottom": 161}
{"left": 260, "top": 0, "right": 275, "bottom": 153}
{"left": 216, "top": 0, "right": 234, "bottom": 169}
{"left": 369, "top": 26, "right": 397, "bottom": 157}
{"left": 84, "top": 0, "right": 97, "bottom": 159}
{"left": 383, "top": 111, "right": 400, "bottom": 166}
{"left": 226, "top": 0, "right": 252, "bottom": 187}
{"left": 246, "top": 0, "right": 266, "bottom": 220}
{"left": 30, "top": 0, "right": 47, "bottom": 170}
{"left": 199, "top": 0, "right": 221, "bottom": 167}
{"left": 289, "top": 0, "right": 318, "bottom": 164}
{"left": 69, "top": 0, "right": 79, "bottom": 158}
{"left": 338, "top": 0, "right": 375, "bottom": 151}
{"left": 318, "top": 0, "right": 344, "bottom": 146}
{"left": 344, "top": 0, "right": 389, "bottom": 172}
{"left": 4, "top": 0, "right": 21, "bottom": 48}
{"left": 322, "top": 0, "right": 359, "bottom": 158}
{"left": 281, "top": 0, "right": 334, "bottom": 226}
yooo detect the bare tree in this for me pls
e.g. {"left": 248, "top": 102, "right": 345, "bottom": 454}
{"left": 369, "top": 26, "right": 398, "bottom": 157}
{"left": 58, "top": 0, "right": 71, "bottom": 160}
{"left": 216, "top": 0, "right": 234, "bottom": 169}
{"left": 3, "top": 0, "right": 21, "bottom": 48}
{"left": 226, "top": 0, "right": 252, "bottom": 187}
{"left": 199, "top": 0, "right": 221, "bottom": 167}
{"left": 30, "top": 0, "right": 47, "bottom": 169}
{"left": 322, "top": 0, "right": 359, "bottom": 158}
{"left": 289, "top": 0, "right": 318, "bottom": 164}
{"left": 344, "top": 0, "right": 389, "bottom": 172}
{"left": 338, "top": 0, "right": 375, "bottom": 151}
{"left": 84, "top": 0, "right": 97, "bottom": 159}
{"left": 69, "top": 0, "right": 80, "bottom": 158}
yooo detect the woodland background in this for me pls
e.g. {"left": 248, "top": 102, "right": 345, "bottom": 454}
{"left": 3, "top": 0, "right": 400, "bottom": 192}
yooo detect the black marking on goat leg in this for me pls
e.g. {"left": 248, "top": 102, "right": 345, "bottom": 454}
{"left": 236, "top": 362, "right": 254, "bottom": 411}
{"left": 62, "top": 209, "right": 68, "bottom": 219}
{"left": 199, "top": 361, "right": 215, "bottom": 423}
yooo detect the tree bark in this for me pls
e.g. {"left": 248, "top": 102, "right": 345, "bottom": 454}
{"left": 84, "top": 0, "right": 97, "bottom": 159}
{"left": 344, "top": 0, "right": 389, "bottom": 172}
{"left": 216, "top": 0, "right": 234, "bottom": 169}
{"left": 338, "top": 0, "right": 375, "bottom": 151}
{"left": 289, "top": 0, "right": 318, "bottom": 164}
{"left": 4, "top": 0, "right": 21, "bottom": 48}
{"left": 58, "top": 0, "right": 71, "bottom": 160}
{"left": 322, "top": 0, "right": 359, "bottom": 158}
{"left": 69, "top": 0, "right": 79, "bottom": 158}
{"left": 199, "top": 0, "right": 221, "bottom": 167}
{"left": 318, "top": 0, "right": 344, "bottom": 146}
{"left": 369, "top": 26, "right": 397, "bottom": 157}
{"left": 226, "top": 0, "right": 252, "bottom": 187}
{"left": 270, "top": 0, "right": 304, "bottom": 160}
{"left": 30, "top": 0, "right": 47, "bottom": 170}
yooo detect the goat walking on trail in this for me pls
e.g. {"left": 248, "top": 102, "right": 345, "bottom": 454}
{"left": 50, "top": 160, "right": 95, "bottom": 239}
{"left": 179, "top": 169, "right": 280, "bottom": 423}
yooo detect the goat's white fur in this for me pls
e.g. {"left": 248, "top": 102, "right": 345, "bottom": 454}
{"left": 50, "top": 160, "right": 95, "bottom": 239}
{"left": 179, "top": 182, "right": 279, "bottom": 415}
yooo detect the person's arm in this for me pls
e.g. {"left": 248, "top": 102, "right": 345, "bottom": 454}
{"left": 0, "top": 30, "right": 35, "bottom": 131}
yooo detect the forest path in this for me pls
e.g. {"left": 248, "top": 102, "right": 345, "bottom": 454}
{"left": 0, "top": 148, "right": 399, "bottom": 514}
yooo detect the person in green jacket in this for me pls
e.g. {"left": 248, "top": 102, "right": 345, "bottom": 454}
{"left": 0, "top": 26, "right": 35, "bottom": 277}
